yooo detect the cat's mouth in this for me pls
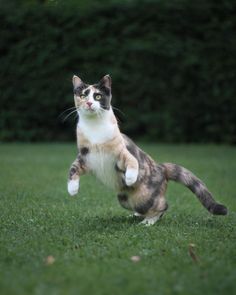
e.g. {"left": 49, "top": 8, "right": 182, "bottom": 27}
{"left": 82, "top": 106, "right": 98, "bottom": 115}
{"left": 85, "top": 106, "right": 95, "bottom": 112}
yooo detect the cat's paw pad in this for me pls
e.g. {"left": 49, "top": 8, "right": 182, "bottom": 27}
{"left": 125, "top": 168, "right": 138, "bottom": 186}
{"left": 67, "top": 179, "right": 79, "bottom": 196}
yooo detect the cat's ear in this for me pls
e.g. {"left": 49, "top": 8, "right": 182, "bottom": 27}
{"left": 99, "top": 74, "right": 111, "bottom": 89}
{"left": 72, "top": 75, "right": 83, "bottom": 88}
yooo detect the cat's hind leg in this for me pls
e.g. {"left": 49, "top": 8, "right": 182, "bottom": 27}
{"left": 140, "top": 214, "right": 162, "bottom": 226}
{"left": 132, "top": 179, "right": 168, "bottom": 226}
{"left": 140, "top": 202, "right": 168, "bottom": 226}
{"left": 117, "top": 193, "right": 143, "bottom": 217}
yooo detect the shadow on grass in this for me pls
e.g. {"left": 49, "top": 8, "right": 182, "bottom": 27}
{"left": 74, "top": 212, "right": 231, "bottom": 235}
{"left": 76, "top": 214, "right": 140, "bottom": 234}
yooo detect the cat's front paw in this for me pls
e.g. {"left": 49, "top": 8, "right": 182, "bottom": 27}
{"left": 125, "top": 168, "right": 138, "bottom": 186}
{"left": 67, "top": 179, "right": 79, "bottom": 196}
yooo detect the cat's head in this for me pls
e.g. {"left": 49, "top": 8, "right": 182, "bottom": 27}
{"left": 72, "top": 75, "right": 112, "bottom": 116}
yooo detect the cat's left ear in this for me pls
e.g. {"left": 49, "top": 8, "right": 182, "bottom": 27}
{"left": 99, "top": 74, "right": 111, "bottom": 89}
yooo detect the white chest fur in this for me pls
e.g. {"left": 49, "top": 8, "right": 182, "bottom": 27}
{"left": 78, "top": 110, "right": 115, "bottom": 144}
{"left": 87, "top": 150, "right": 118, "bottom": 190}
{"left": 77, "top": 109, "right": 119, "bottom": 190}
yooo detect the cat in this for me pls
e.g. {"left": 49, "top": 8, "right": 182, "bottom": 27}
{"left": 67, "top": 74, "right": 227, "bottom": 226}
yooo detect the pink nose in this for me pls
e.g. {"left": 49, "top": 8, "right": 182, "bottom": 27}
{"left": 86, "top": 102, "right": 93, "bottom": 107}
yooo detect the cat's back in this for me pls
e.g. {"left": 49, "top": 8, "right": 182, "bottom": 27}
{"left": 122, "top": 134, "right": 155, "bottom": 166}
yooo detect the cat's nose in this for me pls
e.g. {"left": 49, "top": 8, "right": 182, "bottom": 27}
{"left": 86, "top": 102, "right": 93, "bottom": 108}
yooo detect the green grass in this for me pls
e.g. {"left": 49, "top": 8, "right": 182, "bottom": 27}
{"left": 0, "top": 143, "right": 235, "bottom": 295}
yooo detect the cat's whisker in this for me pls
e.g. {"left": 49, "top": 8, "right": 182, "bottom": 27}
{"left": 98, "top": 108, "right": 108, "bottom": 115}
{"left": 96, "top": 108, "right": 104, "bottom": 118}
{"left": 96, "top": 110, "right": 100, "bottom": 118}
{"left": 73, "top": 113, "right": 78, "bottom": 121}
{"left": 97, "top": 110, "right": 103, "bottom": 120}
{"left": 112, "top": 106, "right": 126, "bottom": 117}
{"left": 62, "top": 109, "right": 78, "bottom": 122}
{"left": 99, "top": 106, "right": 121, "bottom": 123}
{"left": 58, "top": 107, "right": 76, "bottom": 118}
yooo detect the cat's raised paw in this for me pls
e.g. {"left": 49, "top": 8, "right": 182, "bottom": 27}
{"left": 67, "top": 179, "right": 79, "bottom": 196}
{"left": 125, "top": 168, "right": 138, "bottom": 186}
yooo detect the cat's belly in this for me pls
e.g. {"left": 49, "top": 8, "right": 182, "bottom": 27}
{"left": 87, "top": 151, "right": 119, "bottom": 190}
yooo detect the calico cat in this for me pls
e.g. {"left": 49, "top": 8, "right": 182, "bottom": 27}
{"left": 67, "top": 74, "right": 227, "bottom": 226}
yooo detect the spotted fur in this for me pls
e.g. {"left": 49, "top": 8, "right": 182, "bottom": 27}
{"left": 68, "top": 75, "right": 227, "bottom": 226}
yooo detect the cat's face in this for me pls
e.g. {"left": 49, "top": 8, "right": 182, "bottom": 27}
{"left": 73, "top": 75, "right": 112, "bottom": 116}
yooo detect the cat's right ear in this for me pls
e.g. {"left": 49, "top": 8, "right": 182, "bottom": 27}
{"left": 72, "top": 75, "right": 83, "bottom": 88}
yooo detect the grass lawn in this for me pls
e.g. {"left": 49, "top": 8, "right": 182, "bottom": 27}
{"left": 0, "top": 143, "right": 235, "bottom": 295}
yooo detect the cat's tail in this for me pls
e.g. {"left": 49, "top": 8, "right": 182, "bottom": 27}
{"left": 162, "top": 163, "right": 227, "bottom": 215}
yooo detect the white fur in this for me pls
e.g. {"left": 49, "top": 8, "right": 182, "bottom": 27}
{"left": 78, "top": 109, "right": 115, "bottom": 145}
{"left": 140, "top": 212, "right": 163, "bottom": 226}
{"left": 68, "top": 179, "right": 79, "bottom": 196}
{"left": 125, "top": 168, "right": 138, "bottom": 186}
{"left": 87, "top": 151, "right": 118, "bottom": 190}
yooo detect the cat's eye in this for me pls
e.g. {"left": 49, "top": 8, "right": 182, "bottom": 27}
{"left": 95, "top": 94, "right": 102, "bottom": 100}
{"left": 80, "top": 94, "right": 86, "bottom": 99}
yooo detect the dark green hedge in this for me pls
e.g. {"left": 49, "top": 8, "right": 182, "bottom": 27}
{"left": 0, "top": 0, "right": 236, "bottom": 143}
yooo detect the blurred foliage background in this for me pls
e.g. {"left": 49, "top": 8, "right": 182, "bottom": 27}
{"left": 0, "top": 0, "right": 235, "bottom": 143}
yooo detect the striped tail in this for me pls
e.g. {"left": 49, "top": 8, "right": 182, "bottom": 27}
{"left": 162, "top": 163, "right": 227, "bottom": 215}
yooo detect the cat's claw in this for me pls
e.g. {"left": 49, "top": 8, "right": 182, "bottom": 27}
{"left": 125, "top": 168, "right": 138, "bottom": 186}
{"left": 67, "top": 179, "right": 79, "bottom": 196}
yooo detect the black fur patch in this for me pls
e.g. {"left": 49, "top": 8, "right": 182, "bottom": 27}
{"left": 172, "top": 164, "right": 182, "bottom": 181}
{"left": 74, "top": 83, "right": 88, "bottom": 96}
{"left": 138, "top": 149, "right": 147, "bottom": 163}
{"left": 122, "top": 134, "right": 146, "bottom": 164}
{"left": 117, "top": 193, "right": 128, "bottom": 202}
{"left": 188, "top": 178, "right": 202, "bottom": 194}
{"left": 150, "top": 166, "right": 165, "bottom": 185}
{"left": 126, "top": 142, "right": 139, "bottom": 159}
{"left": 81, "top": 147, "right": 89, "bottom": 155}
{"left": 78, "top": 155, "right": 85, "bottom": 167}
{"left": 96, "top": 84, "right": 111, "bottom": 96}
{"left": 135, "top": 198, "right": 154, "bottom": 215}
{"left": 84, "top": 88, "right": 90, "bottom": 96}
{"left": 211, "top": 204, "right": 228, "bottom": 215}
{"left": 117, "top": 193, "right": 131, "bottom": 210}
{"left": 93, "top": 84, "right": 111, "bottom": 110}
{"left": 69, "top": 167, "right": 77, "bottom": 178}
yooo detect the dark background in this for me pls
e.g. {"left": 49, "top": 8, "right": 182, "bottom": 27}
{"left": 0, "top": 0, "right": 235, "bottom": 143}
